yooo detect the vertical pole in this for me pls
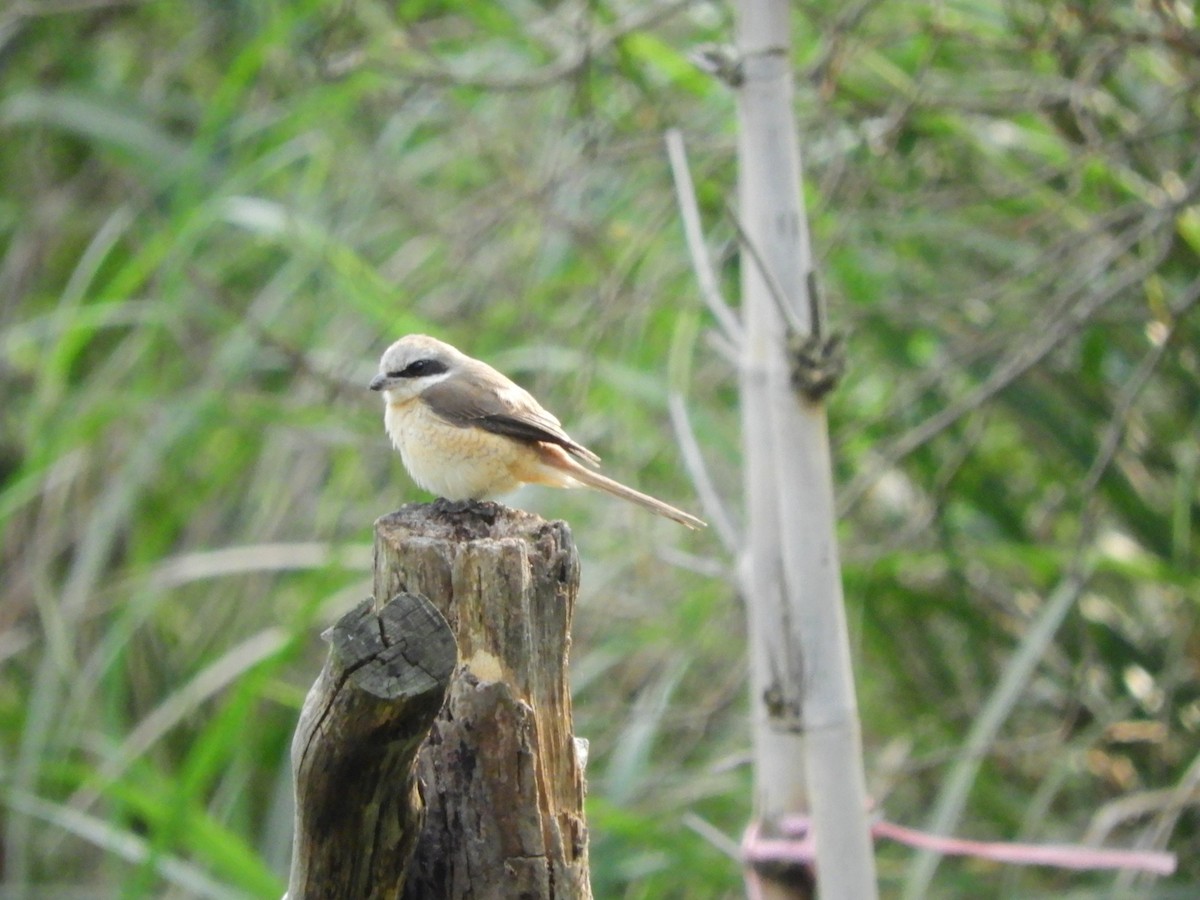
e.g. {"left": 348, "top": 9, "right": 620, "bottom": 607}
{"left": 735, "top": 2, "right": 879, "bottom": 897}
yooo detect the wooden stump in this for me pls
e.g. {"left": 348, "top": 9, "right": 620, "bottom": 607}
{"left": 287, "top": 591, "right": 457, "bottom": 900}
{"left": 374, "top": 500, "right": 592, "bottom": 900}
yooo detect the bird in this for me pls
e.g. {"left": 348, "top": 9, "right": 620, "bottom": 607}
{"left": 369, "top": 334, "right": 706, "bottom": 529}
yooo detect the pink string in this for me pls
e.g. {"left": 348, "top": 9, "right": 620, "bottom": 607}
{"left": 741, "top": 814, "right": 1177, "bottom": 881}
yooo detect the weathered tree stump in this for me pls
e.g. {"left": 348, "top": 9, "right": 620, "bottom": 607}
{"left": 288, "top": 591, "right": 457, "bottom": 900}
{"left": 374, "top": 500, "right": 591, "bottom": 900}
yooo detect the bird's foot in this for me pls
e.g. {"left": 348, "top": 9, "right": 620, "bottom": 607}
{"left": 431, "top": 497, "right": 502, "bottom": 523}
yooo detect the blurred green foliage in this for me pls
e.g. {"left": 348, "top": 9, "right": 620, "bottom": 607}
{"left": 1, "top": 1, "right": 1197, "bottom": 897}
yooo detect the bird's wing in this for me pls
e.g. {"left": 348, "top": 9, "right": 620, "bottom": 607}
{"left": 422, "top": 373, "right": 602, "bottom": 466}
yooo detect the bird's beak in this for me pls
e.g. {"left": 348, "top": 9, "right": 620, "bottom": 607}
{"left": 368, "top": 373, "right": 389, "bottom": 392}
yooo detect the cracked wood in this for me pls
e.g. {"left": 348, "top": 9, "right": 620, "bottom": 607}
{"left": 374, "top": 500, "right": 592, "bottom": 900}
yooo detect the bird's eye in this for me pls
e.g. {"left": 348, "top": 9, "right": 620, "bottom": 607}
{"left": 398, "top": 358, "right": 447, "bottom": 378}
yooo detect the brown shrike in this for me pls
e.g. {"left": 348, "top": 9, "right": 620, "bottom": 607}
{"left": 369, "top": 335, "right": 706, "bottom": 529}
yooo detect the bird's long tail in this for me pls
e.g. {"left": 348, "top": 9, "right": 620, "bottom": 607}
{"left": 563, "top": 459, "right": 706, "bottom": 530}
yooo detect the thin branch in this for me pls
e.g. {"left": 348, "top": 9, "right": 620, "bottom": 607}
{"left": 1085, "top": 782, "right": 1200, "bottom": 846}
{"left": 10, "top": 0, "right": 150, "bottom": 15}
{"left": 664, "top": 129, "right": 743, "bottom": 345}
{"left": 683, "top": 811, "right": 742, "bottom": 861}
{"left": 839, "top": 214, "right": 1179, "bottom": 513}
{"left": 902, "top": 567, "right": 1094, "bottom": 898}
{"left": 668, "top": 391, "right": 739, "bottom": 554}
{"left": 369, "top": 1, "right": 693, "bottom": 92}
{"left": 1114, "top": 749, "right": 1200, "bottom": 893}
{"left": 834, "top": 168, "right": 1200, "bottom": 472}
{"left": 724, "top": 200, "right": 807, "bottom": 335}
{"left": 704, "top": 328, "right": 740, "bottom": 367}
{"left": 1079, "top": 273, "right": 1200, "bottom": 497}
{"left": 666, "top": 313, "right": 738, "bottom": 552}
{"left": 657, "top": 545, "right": 730, "bottom": 580}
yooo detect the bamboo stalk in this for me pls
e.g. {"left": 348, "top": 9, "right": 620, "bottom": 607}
{"left": 734, "top": 1, "right": 878, "bottom": 897}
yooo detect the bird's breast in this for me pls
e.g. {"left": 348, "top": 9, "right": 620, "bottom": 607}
{"left": 384, "top": 398, "right": 533, "bottom": 500}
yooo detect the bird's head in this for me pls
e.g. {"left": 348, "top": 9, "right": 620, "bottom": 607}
{"left": 369, "top": 334, "right": 460, "bottom": 401}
